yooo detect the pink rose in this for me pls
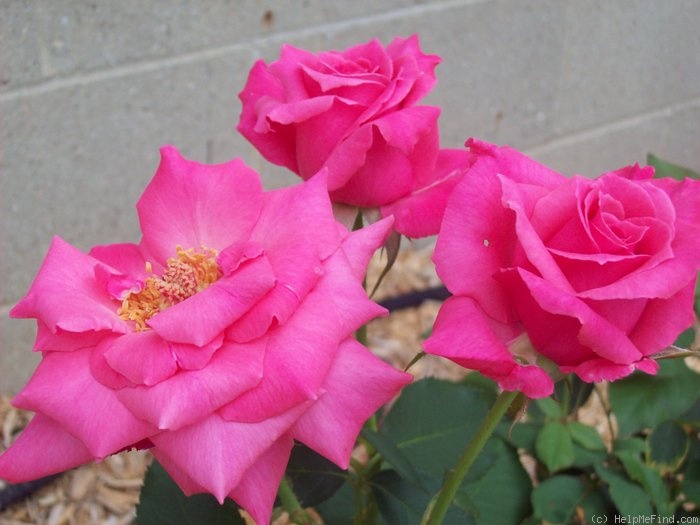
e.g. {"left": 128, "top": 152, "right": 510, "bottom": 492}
{"left": 424, "top": 139, "right": 700, "bottom": 398}
{"left": 0, "top": 147, "right": 411, "bottom": 524}
{"left": 237, "top": 35, "right": 468, "bottom": 238}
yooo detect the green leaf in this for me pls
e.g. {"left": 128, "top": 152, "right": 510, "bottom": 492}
{"left": 506, "top": 421, "right": 541, "bottom": 453}
{"left": 594, "top": 464, "right": 653, "bottom": 517}
{"left": 315, "top": 482, "right": 355, "bottom": 525}
{"left": 571, "top": 442, "right": 607, "bottom": 469}
{"left": 535, "top": 422, "right": 575, "bottom": 472}
{"left": 648, "top": 153, "right": 700, "bottom": 180}
{"left": 361, "top": 428, "right": 423, "bottom": 488}
{"left": 567, "top": 422, "right": 606, "bottom": 451}
{"left": 379, "top": 378, "right": 532, "bottom": 524}
{"left": 676, "top": 327, "right": 696, "bottom": 349}
{"left": 136, "top": 460, "right": 244, "bottom": 525}
{"left": 535, "top": 397, "right": 562, "bottom": 419}
{"left": 371, "top": 470, "right": 473, "bottom": 525}
{"left": 608, "top": 359, "right": 700, "bottom": 435}
{"left": 616, "top": 450, "right": 673, "bottom": 516}
{"left": 578, "top": 489, "right": 609, "bottom": 524}
{"left": 614, "top": 437, "right": 647, "bottom": 455}
{"left": 647, "top": 420, "right": 689, "bottom": 473}
{"left": 460, "top": 437, "right": 533, "bottom": 525}
{"left": 284, "top": 442, "right": 348, "bottom": 508}
{"left": 682, "top": 480, "right": 700, "bottom": 506}
{"left": 531, "top": 475, "right": 586, "bottom": 524}
{"left": 682, "top": 440, "right": 700, "bottom": 506}
{"left": 380, "top": 378, "right": 494, "bottom": 480}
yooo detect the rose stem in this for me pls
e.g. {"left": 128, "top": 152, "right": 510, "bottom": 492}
{"left": 277, "top": 476, "right": 313, "bottom": 524}
{"left": 421, "top": 389, "right": 520, "bottom": 525}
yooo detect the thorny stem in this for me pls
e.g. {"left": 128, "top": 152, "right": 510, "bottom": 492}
{"left": 277, "top": 476, "right": 313, "bottom": 525}
{"left": 421, "top": 390, "right": 520, "bottom": 525}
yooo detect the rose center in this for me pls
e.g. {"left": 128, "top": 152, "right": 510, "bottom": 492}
{"left": 118, "top": 246, "right": 222, "bottom": 330}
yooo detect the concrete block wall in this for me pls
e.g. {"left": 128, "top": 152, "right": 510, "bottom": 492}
{"left": 2, "top": 0, "right": 699, "bottom": 392}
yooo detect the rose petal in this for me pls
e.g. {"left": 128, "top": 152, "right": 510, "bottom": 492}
{"left": 381, "top": 148, "right": 471, "bottom": 238}
{"left": 0, "top": 414, "right": 94, "bottom": 482}
{"left": 292, "top": 339, "right": 412, "bottom": 467}
{"left": 102, "top": 331, "right": 179, "bottom": 386}
{"left": 433, "top": 162, "right": 517, "bottom": 324}
{"left": 34, "top": 321, "right": 109, "bottom": 352}
{"left": 423, "top": 296, "right": 553, "bottom": 398}
{"left": 512, "top": 268, "right": 642, "bottom": 365}
{"left": 10, "top": 236, "right": 128, "bottom": 334}
{"left": 138, "top": 146, "right": 264, "bottom": 263}
{"left": 250, "top": 170, "right": 342, "bottom": 260}
{"left": 228, "top": 434, "right": 295, "bottom": 525}
{"left": 147, "top": 254, "right": 276, "bottom": 346}
{"left": 560, "top": 357, "right": 659, "bottom": 383}
{"left": 13, "top": 348, "right": 157, "bottom": 457}
{"left": 115, "top": 338, "right": 264, "bottom": 431}
{"left": 628, "top": 279, "right": 697, "bottom": 355}
{"left": 386, "top": 35, "right": 440, "bottom": 106}
{"left": 89, "top": 242, "right": 152, "bottom": 281}
{"left": 499, "top": 174, "right": 575, "bottom": 293}
{"left": 150, "top": 405, "right": 307, "bottom": 503}
{"left": 330, "top": 107, "right": 440, "bottom": 207}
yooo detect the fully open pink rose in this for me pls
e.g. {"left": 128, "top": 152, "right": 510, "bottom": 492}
{"left": 424, "top": 139, "right": 700, "bottom": 398}
{"left": 0, "top": 147, "right": 411, "bottom": 524}
{"left": 237, "top": 35, "right": 467, "bottom": 238}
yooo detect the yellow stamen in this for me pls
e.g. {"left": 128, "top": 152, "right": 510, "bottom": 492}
{"left": 118, "top": 246, "right": 221, "bottom": 330}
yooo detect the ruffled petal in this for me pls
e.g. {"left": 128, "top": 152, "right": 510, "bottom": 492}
{"left": 423, "top": 296, "right": 553, "bottom": 398}
{"left": 102, "top": 330, "right": 179, "bottom": 386}
{"left": 278, "top": 96, "right": 366, "bottom": 181}
{"left": 338, "top": 216, "right": 394, "bottom": 282}
{"left": 0, "top": 414, "right": 94, "bottom": 482}
{"left": 89, "top": 242, "right": 151, "bottom": 281}
{"left": 10, "top": 236, "right": 128, "bottom": 334}
{"left": 220, "top": 297, "right": 342, "bottom": 422}
{"left": 237, "top": 66, "right": 298, "bottom": 171}
{"left": 499, "top": 174, "right": 574, "bottom": 292}
{"left": 13, "top": 348, "right": 157, "bottom": 458}
{"left": 224, "top": 238, "right": 385, "bottom": 422}
{"left": 250, "top": 171, "right": 342, "bottom": 260}
{"left": 628, "top": 279, "right": 697, "bottom": 355}
{"left": 150, "top": 405, "right": 308, "bottom": 503}
{"left": 386, "top": 35, "right": 440, "bottom": 106}
{"left": 292, "top": 339, "right": 411, "bottom": 467}
{"left": 381, "top": 148, "right": 472, "bottom": 238}
{"left": 466, "top": 138, "right": 562, "bottom": 188}
{"left": 228, "top": 434, "right": 295, "bottom": 525}
{"left": 115, "top": 338, "right": 265, "bottom": 431}
{"left": 433, "top": 163, "right": 517, "bottom": 324}
{"left": 138, "top": 146, "right": 264, "bottom": 263}
{"left": 34, "top": 322, "right": 109, "bottom": 352}
{"left": 560, "top": 357, "right": 659, "bottom": 383}
{"left": 512, "top": 269, "right": 642, "bottom": 365}
{"left": 226, "top": 242, "right": 322, "bottom": 343}
{"left": 147, "top": 254, "right": 276, "bottom": 346}
{"left": 329, "top": 106, "right": 440, "bottom": 207}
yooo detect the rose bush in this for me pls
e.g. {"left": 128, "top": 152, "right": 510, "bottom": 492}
{"left": 0, "top": 146, "right": 411, "bottom": 524}
{"left": 424, "top": 139, "right": 700, "bottom": 398}
{"left": 237, "top": 35, "right": 470, "bottom": 238}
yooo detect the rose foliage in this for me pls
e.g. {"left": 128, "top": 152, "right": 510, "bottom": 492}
{"left": 0, "top": 147, "right": 410, "bottom": 524}
{"left": 425, "top": 139, "right": 700, "bottom": 398}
